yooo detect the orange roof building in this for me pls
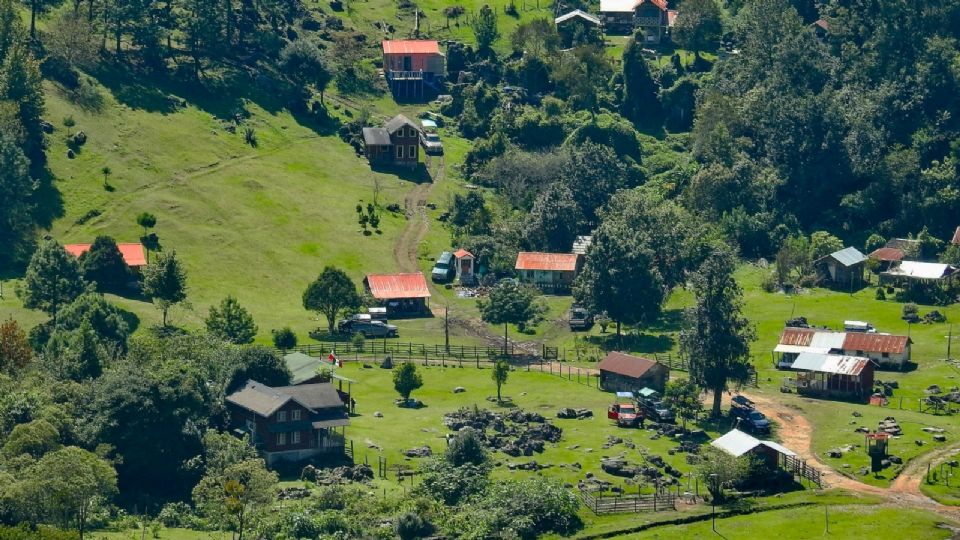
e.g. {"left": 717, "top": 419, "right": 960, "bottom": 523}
{"left": 515, "top": 252, "right": 581, "bottom": 293}
{"left": 365, "top": 272, "right": 431, "bottom": 316}
{"left": 381, "top": 40, "right": 444, "bottom": 99}
{"left": 64, "top": 243, "right": 148, "bottom": 268}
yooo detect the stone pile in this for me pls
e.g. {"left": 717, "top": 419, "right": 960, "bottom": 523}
{"left": 442, "top": 407, "right": 563, "bottom": 457}
{"left": 556, "top": 407, "right": 594, "bottom": 419}
{"left": 878, "top": 417, "right": 902, "bottom": 436}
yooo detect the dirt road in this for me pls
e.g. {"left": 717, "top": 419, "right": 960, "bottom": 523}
{"left": 742, "top": 392, "right": 960, "bottom": 518}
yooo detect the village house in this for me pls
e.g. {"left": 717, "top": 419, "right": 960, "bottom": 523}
{"left": 814, "top": 246, "right": 866, "bottom": 288}
{"left": 64, "top": 242, "right": 148, "bottom": 273}
{"left": 515, "top": 251, "right": 581, "bottom": 293}
{"left": 362, "top": 114, "right": 420, "bottom": 168}
{"left": 787, "top": 352, "right": 875, "bottom": 401}
{"left": 711, "top": 429, "right": 798, "bottom": 470}
{"left": 382, "top": 40, "right": 445, "bottom": 99}
{"left": 774, "top": 327, "right": 911, "bottom": 370}
{"left": 598, "top": 352, "right": 669, "bottom": 393}
{"left": 364, "top": 272, "right": 431, "bottom": 316}
{"left": 599, "top": 0, "right": 675, "bottom": 43}
{"left": 869, "top": 238, "right": 919, "bottom": 269}
{"left": 226, "top": 380, "right": 350, "bottom": 466}
{"left": 881, "top": 261, "right": 957, "bottom": 287}
{"left": 554, "top": 9, "right": 602, "bottom": 46}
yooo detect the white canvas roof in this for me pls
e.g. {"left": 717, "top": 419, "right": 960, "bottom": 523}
{"left": 884, "top": 261, "right": 956, "bottom": 280}
{"left": 711, "top": 429, "right": 798, "bottom": 458}
{"left": 555, "top": 9, "right": 601, "bottom": 25}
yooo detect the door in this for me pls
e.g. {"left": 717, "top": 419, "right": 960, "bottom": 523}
{"left": 403, "top": 56, "right": 412, "bottom": 71}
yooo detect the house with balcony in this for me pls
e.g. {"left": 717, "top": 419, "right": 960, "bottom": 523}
{"left": 382, "top": 40, "right": 445, "bottom": 99}
{"left": 226, "top": 380, "right": 349, "bottom": 466}
{"left": 599, "top": 0, "right": 674, "bottom": 43}
{"left": 362, "top": 114, "right": 421, "bottom": 168}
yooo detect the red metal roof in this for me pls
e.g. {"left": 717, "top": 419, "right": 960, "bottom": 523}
{"left": 382, "top": 40, "right": 440, "bottom": 55}
{"left": 842, "top": 333, "right": 909, "bottom": 355}
{"left": 869, "top": 247, "right": 904, "bottom": 262}
{"left": 453, "top": 248, "right": 474, "bottom": 259}
{"left": 778, "top": 327, "right": 815, "bottom": 347}
{"left": 952, "top": 226, "right": 960, "bottom": 246}
{"left": 515, "top": 252, "right": 579, "bottom": 272}
{"left": 598, "top": 352, "right": 660, "bottom": 378}
{"left": 365, "top": 272, "right": 431, "bottom": 300}
{"left": 64, "top": 243, "right": 148, "bottom": 267}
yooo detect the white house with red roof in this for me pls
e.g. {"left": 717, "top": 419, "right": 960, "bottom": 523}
{"left": 515, "top": 252, "right": 581, "bottom": 292}
{"left": 364, "top": 272, "right": 431, "bottom": 316}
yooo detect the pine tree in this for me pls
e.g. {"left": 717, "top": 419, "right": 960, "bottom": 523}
{"left": 0, "top": 41, "right": 45, "bottom": 163}
{"left": 20, "top": 239, "right": 87, "bottom": 321}
{"left": 143, "top": 250, "right": 188, "bottom": 326}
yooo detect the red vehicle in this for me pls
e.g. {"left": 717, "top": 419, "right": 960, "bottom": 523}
{"left": 607, "top": 392, "right": 643, "bottom": 428}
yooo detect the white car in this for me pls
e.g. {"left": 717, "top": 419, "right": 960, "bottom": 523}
{"left": 420, "top": 131, "right": 443, "bottom": 155}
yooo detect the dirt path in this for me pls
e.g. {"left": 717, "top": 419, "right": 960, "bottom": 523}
{"left": 741, "top": 392, "right": 960, "bottom": 518}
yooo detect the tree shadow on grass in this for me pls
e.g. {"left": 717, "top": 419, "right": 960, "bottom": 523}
{"left": 31, "top": 166, "right": 64, "bottom": 230}
{"left": 370, "top": 162, "right": 434, "bottom": 185}
{"left": 584, "top": 332, "right": 675, "bottom": 354}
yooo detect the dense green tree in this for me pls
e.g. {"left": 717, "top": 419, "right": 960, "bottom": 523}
{"left": 672, "top": 0, "right": 722, "bottom": 59}
{"left": 45, "top": 319, "right": 105, "bottom": 380}
{"left": 509, "top": 18, "right": 558, "bottom": 58}
{"left": 54, "top": 292, "right": 131, "bottom": 354}
{"left": 23, "top": 446, "right": 118, "bottom": 539}
{"left": 809, "top": 230, "right": 843, "bottom": 260}
{"left": 44, "top": 11, "right": 100, "bottom": 71}
{"left": 302, "top": 266, "right": 361, "bottom": 334}
{"left": 205, "top": 296, "right": 257, "bottom": 344}
{"left": 522, "top": 183, "right": 583, "bottom": 252}
{"left": 142, "top": 250, "right": 188, "bottom": 326}
{"left": 195, "top": 429, "right": 258, "bottom": 477}
{"left": 446, "top": 428, "right": 488, "bottom": 467}
{"left": 225, "top": 346, "right": 291, "bottom": 393}
{"left": 450, "top": 191, "right": 492, "bottom": 235}
{"left": 392, "top": 362, "right": 423, "bottom": 402}
{"left": 553, "top": 45, "right": 611, "bottom": 114}
{"left": 865, "top": 233, "right": 886, "bottom": 253}
{"left": 478, "top": 281, "right": 543, "bottom": 353}
{"left": 192, "top": 458, "right": 276, "bottom": 540}
{"left": 2, "top": 418, "right": 60, "bottom": 459}
{"left": 663, "top": 379, "right": 702, "bottom": 429}
{"left": 20, "top": 239, "right": 87, "bottom": 321}
{"left": 560, "top": 141, "right": 631, "bottom": 225}
{"left": 621, "top": 37, "right": 661, "bottom": 127}
{"left": 0, "top": 318, "right": 31, "bottom": 373}
{"left": 574, "top": 222, "right": 665, "bottom": 337}
{"left": 136, "top": 212, "right": 156, "bottom": 236}
{"left": 682, "top": 246, "right": 756, "bottom": 417}
{"left": 271, "top": 326, "right": 296, "bottom": 351}
{"left": 280, "top": 39, "right": 333, "bottom": 105}
{"left": 79, "top": 236, "right": 130, "bottom": 292}
{"left": 0, "top": 41, "right": 44, "bottom": 162}
{"left": 472, "top": 4, "right": 499, "bottom": 52}
{"left": 697, "top": 446, "right": 746, "bottom": 502}
{"left": 0, "top": 129, "right": 34, "bottom": 268}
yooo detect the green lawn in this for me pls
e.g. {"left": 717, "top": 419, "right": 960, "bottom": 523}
{"left": 622, "top": 504, "right": 955, "bottom": 539}
{"left": 339, "top": 362, "right": 723, "bottom": 492}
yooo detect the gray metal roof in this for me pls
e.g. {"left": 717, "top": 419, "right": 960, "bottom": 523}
{"left": 385, "top": 114, "right": 418, "bottom": 134}
{"left": 828, "top": 246, "right": 867, "bottom": 267}
{"left": 226, "top": 380, "right": 345, "bottom": 417}
{"left": 791, "top": 352, "right": 870, "bottom": 376}
{"left": 362, "top": 127, "right": 391, "bottom": 146}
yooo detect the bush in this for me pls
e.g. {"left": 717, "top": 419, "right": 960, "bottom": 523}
{"left": 271, "top": 326, "right": 297, "bottom": 350}
{"left": 903, "top": 303, "right": 919, "bottom": 317}
{"left": 157, "top": 502, "right": 198, "bottom": 528}
{"left": 875, "top": 288, "right": 886, "bottom": 300}
{"left": 476, "top": 477, "right": 583, "bottom": 538}
{"left": 446, "top": 427, "right": 488, "bottom": 467}
{"left": 418, "top": 458, "right": 490, "bottom": 505}
{"left": 396, "top": 511, "right": 432, "bottom": 540}
{"left": 350, "top": 331, "right": 365, "bottom": 351}
{"left": 244, "top": 127, "right": 258, "bottom": 147}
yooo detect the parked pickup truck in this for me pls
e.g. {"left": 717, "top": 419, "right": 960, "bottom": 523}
{"left": 607, "top": 392, "right": 642, "bottom": 428}
{"left": 337, "top": 319, "right": 398, "bottom": 338}
{"left": 730, "top": 395, "right": 770, "bottom": 434}
{"left": 639, "top": 396, "right": 675, "bottom": 424}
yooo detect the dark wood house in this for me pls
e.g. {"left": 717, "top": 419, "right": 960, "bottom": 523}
{"left": 598, "top": 352, "right": 669, "bottom": 393}
{"left": 362, "top": 115, "right": 420, "bottom": 168}
{"left": 814, "top": 246, "right": 867, "bottom": 288}
{"left": 226, "top": 380, "right": 349, "bottom": 466}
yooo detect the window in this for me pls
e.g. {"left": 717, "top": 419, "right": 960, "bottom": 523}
{"left": 277, "top": 410, "right": 287, "bottom": 422}
{"left": 882, "top": 352, "right": 890, "bottom": 358}
{"left": 291, "top": 409, "right": 301, "bottom": 421}
{"left": 396, "top": 145, "right": 404, "bottom": 158}
{"left": 277, "top": 433, "right": 287, "bottom": 446}
{"left": 408, "top": 145, "right": 417, "bottom": 158}
{"left": 292, "top": 431, "right": 301, "bottom": 444}
{"left": 856, "top": 350, "right": 864, "bottom": 356}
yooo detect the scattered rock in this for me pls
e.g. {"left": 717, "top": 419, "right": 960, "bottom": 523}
{"left": 373, "top": 411, "right": 383, "bottom": 418}
{"left": 934, "top": 434, "right": 947, "bottom": 442}
{"left": 315, "top": 464, "right": 374, "bottom": 485}
{"left": 852, "top": 411, "right": 863, "bottom": 417}
{"left": 66, "top": 148, "right": 75, "bottom": 159}
{"left": 380, "top": 356, "right": 394, "bottom": 369}
{"left": 842, "top": 463, "right": 851, "bottom": 468}
{"left": 557, "top": 407, "right": 594, "bottom": 419}
{"left": 889, "top": 456, "right": 903, "bottom": 464}
{"left": 453, "top": 386, "right": 466, "bottom": 393}
{"left": 404, "top": 446, "right": 432, "bottom": 458}
{"left": 927, "top": 385, "right": 943, "bottom": 395}
{"left": 922, "top": 427, "right": 945, "bottom": 434}
{"left": 277, "top": 486, "right": 311, "bottom": 500}
{"left": 858, "top": 467, "right": 870, "bottom": 476}
{"left": 826, "top": 448, "right": 843, "bottom": 458}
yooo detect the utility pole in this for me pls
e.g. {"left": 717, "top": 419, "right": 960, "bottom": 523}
{"left": 444, "top": 305, "right": 450, "bottom": 353}
{"left": 948, "top": 325, "right": 954, "bottom": 362}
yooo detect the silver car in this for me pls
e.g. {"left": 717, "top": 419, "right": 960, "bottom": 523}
{"left": 420, "top": 131, "right": 443, "bottom": 155}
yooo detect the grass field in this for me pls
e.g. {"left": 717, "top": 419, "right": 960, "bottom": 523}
{"left": 339, "top": 362, "right": 723, "bottom": 491}
{"left": 921, "top": 457, "right": 960, "bottom": 505}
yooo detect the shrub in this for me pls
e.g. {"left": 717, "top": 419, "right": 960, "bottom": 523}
{"left": 446, "top": 427, "right": 488, "bottom": 467}
{"left": 903, "top": 303, "right": 919, "bottom": 317}
{"left": 244, "top": 127, "right": 258, "bottom": 147}
{"left": 396, "top": 511, "right": 432, "bottom": 540}
{"left": 271, "top": 327, "right": 297, "bottom": 350}
{"left": 875, "top": 288, "right": 886, "bottom": 300}
{"left": 351, "top": 331, "right": 365, "bottom": 351}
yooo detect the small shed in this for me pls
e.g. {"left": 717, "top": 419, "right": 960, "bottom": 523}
{"left": 790, "top": 352, "right": 874, "bottom": 401}
{"left": 597, "top": 352, "right": 669, "bottom": 393}
{"left": 515, "top": 251, "right": 581, "bottom": 293}
{"left": 815, "top": 246, "right": 866, "bottom": 288}
{"left": 711, "top": 429, "right": 797, "bottom": 469}
{"left": 453, "top": 248, "right": 476, "bottom": 283}
{"left": 362, "top": 127, "right": 392, "bottom": 164}
{"left": 64, "top": 242, "right": 148, "bottom": 272}
{"left": 365, "top": 272, "right": 431, "bottom": 315}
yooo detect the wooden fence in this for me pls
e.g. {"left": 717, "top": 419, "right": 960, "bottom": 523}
{"left": 580, "top": 488, "right": 677, "bottom": 515}
{"left": 783, "top": 455, "right": 824, "bottom": 488}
